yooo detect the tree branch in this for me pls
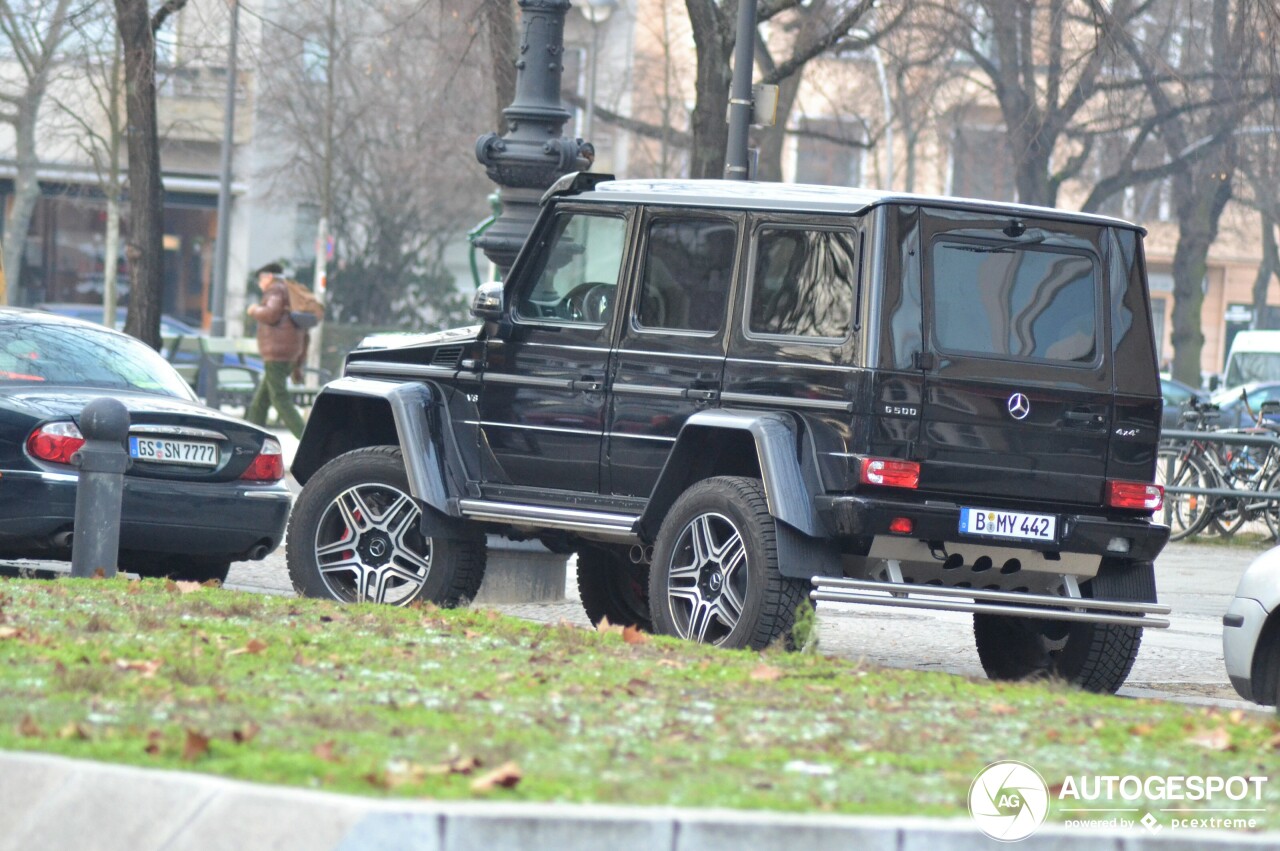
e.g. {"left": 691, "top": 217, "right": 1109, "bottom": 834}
{"left": 151, "top": 0, "right": 188, "bottom": 34}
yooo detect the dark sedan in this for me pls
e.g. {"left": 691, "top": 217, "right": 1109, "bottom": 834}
{"left": 0, "top": 309, "right": 290, "bottom": 582}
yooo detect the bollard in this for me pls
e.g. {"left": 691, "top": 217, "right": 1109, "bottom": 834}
{"left": 70, "top": 398, "right": 131, "bottom": 579}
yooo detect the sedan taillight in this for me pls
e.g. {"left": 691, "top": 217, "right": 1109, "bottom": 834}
{"left": 240, "top": 437, "right": 284, "bottom": 482}
{"left": 27, "top": 422, "right": 86, "bottom": 465}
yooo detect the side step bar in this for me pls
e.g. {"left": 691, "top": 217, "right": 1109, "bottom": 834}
{"left": 810, "top": 577, "right": 1171, "bottom": 629}
{"left": 457, "top": 499, "right": 638, "bottom": 540}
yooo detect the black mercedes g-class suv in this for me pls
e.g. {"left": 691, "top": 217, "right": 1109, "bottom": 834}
{"left": 287, "top": 173, "right": 1170, "bottom": 694}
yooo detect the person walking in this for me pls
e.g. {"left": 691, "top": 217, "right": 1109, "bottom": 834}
{"left": 245, "top": 262, "right": 307, "bottom": 438}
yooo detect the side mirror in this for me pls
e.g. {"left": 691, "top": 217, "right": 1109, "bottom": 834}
{"left": 471, "top": 281, "right": 504, "bottom": 322}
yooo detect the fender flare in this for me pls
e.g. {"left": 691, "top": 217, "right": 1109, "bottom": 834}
{"left": 291, "top": 377, "right": 465, "bottom": 519}
{"left": 638, "top": 409, "right": 840, "bottom": 579}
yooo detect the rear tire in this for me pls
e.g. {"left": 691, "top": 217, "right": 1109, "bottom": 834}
{"left": 648, "top": 476, "right": 806, "bottom": 650}
{"left": 287, "top": 446, "right": 486, "bottom": 606}
{"left": 576, "top": 545, "right": 652, "bottom": 631}
{"left": 973, "top": 559, "right": 1154, "bottom": 694}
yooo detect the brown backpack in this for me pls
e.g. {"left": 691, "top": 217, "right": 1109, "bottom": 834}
{"left": 284, "top": 279, "right": 324, "bottom": 328}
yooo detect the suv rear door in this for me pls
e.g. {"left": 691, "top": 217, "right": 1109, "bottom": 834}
{"left": 916, "top": 207, "right": 1113, "bottom": 507}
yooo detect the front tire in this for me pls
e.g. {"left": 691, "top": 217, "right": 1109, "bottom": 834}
{"left": 287, "top": 446, "right": 486, "bottom": 606}
{"left": 648, "top": 477, "right": 806, "bottom": 650}
{"left": 973, "top": 559, "right": 1153, "bottom": 694}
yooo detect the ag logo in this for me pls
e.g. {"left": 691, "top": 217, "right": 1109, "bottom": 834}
{"left": 968, "top": 760, "right": 1049, "bottom": 842}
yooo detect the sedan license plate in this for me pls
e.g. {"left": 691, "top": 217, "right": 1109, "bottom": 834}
{"left": 129, "top": 436, "right": 218, "bottom": 468}
{"left": 959, "top": 507, "right": 1056, "bottom": 542}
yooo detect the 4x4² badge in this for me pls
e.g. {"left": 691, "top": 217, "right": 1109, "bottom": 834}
{"left": 1007, "top": 392, "right": 1031, "bottom": 420}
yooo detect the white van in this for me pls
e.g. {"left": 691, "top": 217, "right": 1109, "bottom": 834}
{"left": 1223, "top": 330, "right": 1280, "bottom": 389}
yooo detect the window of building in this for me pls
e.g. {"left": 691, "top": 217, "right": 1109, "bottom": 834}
{"left": 636, "top": 217, "right": 736, "bottom": 333}
{"left": 930, "top": 240, "right": 1098, "bottom": 364}
{"left": 950, "top": 124, "right": 1015, "bottom": 202}
{"left": 747, "top": 227, "right": 858, "bottom": 340}
{"left": 794, "top": 117, "right": 864, "bottom": 187}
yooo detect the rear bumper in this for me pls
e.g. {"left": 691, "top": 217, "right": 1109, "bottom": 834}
{"left": 814, "top": 493, "right": 1170, "bottom": 562}
{"left": 0, "top": 469, "right": 291, "bottom": 559}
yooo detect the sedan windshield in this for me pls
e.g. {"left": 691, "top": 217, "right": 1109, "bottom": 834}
{"left": 0, "top": 321, "right": 196, "bottom": 399}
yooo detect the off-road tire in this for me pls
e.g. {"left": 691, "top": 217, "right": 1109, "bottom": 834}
{"left": 576, "top": 545, "right": 652, "bottom": 631}
{"left": 1250, "top": 616, "right": 1280, "bottom": 707}
{"left": 287, "top": 445, "right": 485, "bottom": 606}
{"left": 973, "top": 559, "right": 1154, "bottom": 694}
{"left": 648, "top": 476, "right": 807, "bottom": 650}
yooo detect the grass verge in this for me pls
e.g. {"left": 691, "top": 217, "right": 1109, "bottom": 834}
{"left": 0, "top": 576, "right": 1276, "bottom": 827}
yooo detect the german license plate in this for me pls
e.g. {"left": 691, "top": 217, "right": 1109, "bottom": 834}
{"left": 128, "top": 436, "right": 218, "bottom": 468}
{"left": 959, "top": 507, "right": 1056, "bottom": 542}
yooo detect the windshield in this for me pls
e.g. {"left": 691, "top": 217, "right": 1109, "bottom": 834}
{"left": 1224, "top": 351, "right": 1280, "bottom": 388}
{"left": 0, "top": 321, "right": 196, "bottom": 399}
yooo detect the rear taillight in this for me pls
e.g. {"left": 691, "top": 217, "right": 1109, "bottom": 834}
{"left": 859, "top": 457, "right": 920, "bottom": 489}
{"left": 1106, "top": 480, "right": 1163, "bottom": 511}
{"left": 240, "top": 437, "right": 284, "bottom": 482}
{"left": 27, "top": 422, "right": 85, "bottom": 465}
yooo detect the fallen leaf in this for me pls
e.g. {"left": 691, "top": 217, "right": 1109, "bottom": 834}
{"left": 231, "top": 722, "right": 260, "bottom": 744}
{"left": 1228, "top": 709, "right": 1245, "bottom": 724}
{"left": 749, "top": 663, "right": 783, "bottom": 682}
{"left": 58, "top": 722, "right": 89, "bottom": 740}
{"left": 656, "top": 659, "right": 684, "bottom": 669}
{"left": 622, "top": 625, "right": 649, "bottom": 645}
{"left": 115, "top": 658, "right": 162, "bottom": 678}
{"left": 470, "top": 761, "right": 522, "bottom": 792}
{"left": 144, "top": 730, "right": 164, "bottom": 755}
{"left": 989, "top": 703, "right": 1017, "bottom": 716}
{"left": 426, "top": 755, "right": 481, "bottom": 776}
{"left": 228, "top": 638, "right": 268, "bottom": 657}
{"left": 595, "top": 616, "right": 623, "bottom": 637}
{"left": 464, "top": 630, "right": 483, "bottom": 639}
{"left": 1129, "top": 723, "right": 1154, "bottom": 736}
{"left": 1266, "top": 732, "right": 1280, "bottom": 750}
{"left": 92, "top": 568, "right": 105, "bottom": 579}
{"left": 182, "top": 729, "right": 210, "bottom": 761}
{"left": 16, "top": 715, "right": 41, "bottom": 737}
{"left": 0, "top": 626, "right": 21, "bottom": 639}
{"left": 312, "top": 740, "right": 339, "bottom": 762}
{"left": 164, "top": 580, "right": 203, "bottom": 595}
{"left": 1187, "top": 728, "right": 1232, "bottom": 751}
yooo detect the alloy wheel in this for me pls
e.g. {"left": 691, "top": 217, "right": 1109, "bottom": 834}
{"left": 313, "top": 482, "right": 431, "bottom": 605}
{"left": 665, "top": 512, "right": 748, "bottom": 644}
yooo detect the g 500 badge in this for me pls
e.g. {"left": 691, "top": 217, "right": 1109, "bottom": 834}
{"left": 883, "top": 405, "right": 918, "bottom": 417}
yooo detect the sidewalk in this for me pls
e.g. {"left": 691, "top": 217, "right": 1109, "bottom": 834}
{"left": 2, "top": 751, "right": 1276, "bottom": 851}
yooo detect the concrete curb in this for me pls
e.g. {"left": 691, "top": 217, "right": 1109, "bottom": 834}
{"left": 1, "top": 752, "right": 1275, "bottom": 851}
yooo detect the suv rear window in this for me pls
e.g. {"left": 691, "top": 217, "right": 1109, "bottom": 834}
{"left": 930, "top": 240, "right": 1098, "bottom": 364}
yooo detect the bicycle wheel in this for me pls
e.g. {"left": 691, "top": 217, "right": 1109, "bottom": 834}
{"left": 1155, "top": 448, "right": 1215, "bottom": 541}
{"left": 1264, "top": 467, "right": 1280, "bottom": 541}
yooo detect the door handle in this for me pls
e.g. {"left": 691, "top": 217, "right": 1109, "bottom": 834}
{"left": 1065, "top": 410, "right": 1104, "bottom": 425}
{"left": 571, "top": 376, "right": 603, "bottom": 393}
{"left": 684, "top": 387, "right": 720, "bottom": 402}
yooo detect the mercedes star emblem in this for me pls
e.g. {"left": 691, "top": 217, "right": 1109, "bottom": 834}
{"left": 1007, "top": 392, "right": 1031, "bottom": 420}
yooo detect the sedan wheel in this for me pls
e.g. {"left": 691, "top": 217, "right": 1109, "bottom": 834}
{"left": 287, "top": 446, "right": 485, "bottom": 606}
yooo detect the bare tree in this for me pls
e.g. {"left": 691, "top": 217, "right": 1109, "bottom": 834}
{"left": 255, "top": 0, "right": 493, "bottom": 327}
{"left": 0, "top": 0, "right": 74, "bottom": 304}
{"left": 113, "top": 0, "right": 188, "bottom": 349}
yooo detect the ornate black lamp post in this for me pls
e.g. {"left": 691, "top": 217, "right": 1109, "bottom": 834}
{"left": 475, "top": 0, "right": 593, "bottom": 274}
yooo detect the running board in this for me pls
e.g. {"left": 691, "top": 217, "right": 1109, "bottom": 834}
{"left": 809, "top": 577, "right": 1171, "bottom": 629}
{"left": 457, "top": 499, "right": 639, "bottom": 540}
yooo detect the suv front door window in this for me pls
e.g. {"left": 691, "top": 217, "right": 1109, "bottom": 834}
{"left": 478, "top": 208, "right": 630, "bottom": 496}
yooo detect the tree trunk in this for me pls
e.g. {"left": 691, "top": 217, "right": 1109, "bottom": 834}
{"left": 114, "top": 0, "right": 167, "bottom": 350}
{"left": 1250, "top": 212, "right": 1279, "bottom": 330}
{"left": 1169, "top": 151, "right": 1235, "bottom": 387}
{"left": 753, "top": 73, "right": 801, "bottom": 183}
{"left": 485, "top": 0, "right": 517, "bottom": 135}
{"left": 103, "top": 193, "right": 122, "bottom": 329}
{"left": 2, "top": 106, "right": 40, "bottom": 306}
{"left": 685, "top": 0, "right": 733, "bottom": 179}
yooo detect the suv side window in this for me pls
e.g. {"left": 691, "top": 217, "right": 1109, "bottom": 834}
{"left": 515, "top": 211, "right": 627, "bottom": 325}
{"left": 747, "top": 227, "right": 858, "bottom": 341}
{"left": 635, "top": 217, "right": 736, "bottom": 333}
{"left": 930, "top": 240, "right": 1098, "bottom": 364}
